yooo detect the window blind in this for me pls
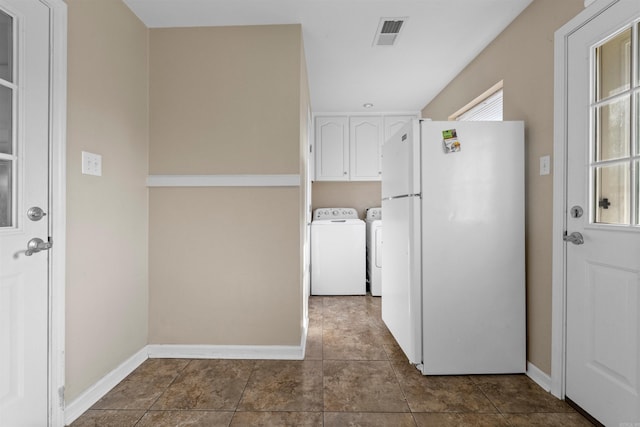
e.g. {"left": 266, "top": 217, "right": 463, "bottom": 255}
{"left": 456, "top": 89, "right": 503, "bottom": 121}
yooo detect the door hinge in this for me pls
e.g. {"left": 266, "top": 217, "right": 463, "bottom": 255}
{"left": 309, "top": 145, "right": 313, "bottom": 153}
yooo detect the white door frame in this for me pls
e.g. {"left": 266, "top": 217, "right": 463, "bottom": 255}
{"left": 551, "top": 0, "right": 621, "bottom": 399}
{"left": 43, "top": 0, "right": 66, "bottom": 425}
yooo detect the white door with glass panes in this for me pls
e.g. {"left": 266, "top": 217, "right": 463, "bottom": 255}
{"left": 565, "top": 2, "right": 640, "bottom": 425}
{"left": 315, "top": 116, "right": 349, "bottom": 180}
{"left": 350, "top": 116, "right": 382, "bottom": 181}
{"left": 0, "top": 0, "right": 52, "bottom": 425}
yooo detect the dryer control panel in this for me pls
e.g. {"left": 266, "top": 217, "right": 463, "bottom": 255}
{"left": 313, "top": 207, "right": 359, "bottom": 221}
{"left": 365, "top": 207, "right": 382, "bottom": 221}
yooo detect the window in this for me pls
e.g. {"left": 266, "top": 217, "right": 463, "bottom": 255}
{"left": 591, "top": 23, "right": 639, "bottom": 226}
{"left": 0, "top": 10, "right": 14, "bottom": 228}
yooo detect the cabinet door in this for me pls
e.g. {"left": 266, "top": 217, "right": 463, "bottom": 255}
{"left": 350, "top": 116, "right": 383, "bottom": 181}
{"left": 315, "top": 116, "right": 349, "bottom": 181}
{"left": 384, "top": 115, "right": 416, "bottom": 145}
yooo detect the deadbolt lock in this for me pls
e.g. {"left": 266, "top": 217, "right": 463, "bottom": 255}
{"left": 27, "top": 206, "right": 47, "bottom": 221}
{"left": 570, "top": 205, "right": 583, "bottom": 219}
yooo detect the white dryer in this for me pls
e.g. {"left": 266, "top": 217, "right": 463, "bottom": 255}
{"left": 311, "top": 208, "right": 365, "bottom": 295}
{"left": 365, "top": 207, "right": 382, "bottom": 296}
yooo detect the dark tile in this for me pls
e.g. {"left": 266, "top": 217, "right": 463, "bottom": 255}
{"left": 471, "top": 375, "right": 573, "bottom": 413}
{"left": 238, "top": 360, "right": 323, "bottom": 411}
{"left": 323, "top": 327, "right": 388, "bottom": 360}
{"left": 124, "top": 358, "right": 190, "bottom": 387}
{"left": 392, "top": 363, "right": 496, "bottom": 413}
{"left": 308, "top": 296, "right": 324, "bottom": 321}
{"left": 413, "top": 412, "right": 510, "bottom": 426}
{"left": 72, "top": 296, "right": 587, "bottom": 427}
{"left": 323, "top": 295, "right": 374, "bottom": 312}
{"left": 92, "top": 359, "right": 189, "bottom": 410}
{"left": 323, "top": 360, "right": 409, "bottom": 412}
{"left": 231, "top": 411, "right": 323, "bottom": 426}
{"left": 68, "top": 409, "right": 145, "bottom": 427}
{"left": 151, "top": 359, "right": 253, "bottom": 410}
{"left": 323, "top": 297, "right": 381, "bottom": 329}
{"left": 324, "top": 412, "right": 417, "bottom": 426}
{"left": 305, "top": 324, "right": 323, "bottom": 360}
{"left": 136, "top": 410, "right": 233, "bottom": 426}
{"left": 503, "top": 412, "right": 594, "bottom": 426}
{"left": 384, "top": 341, "right": 409, "bottom": 363}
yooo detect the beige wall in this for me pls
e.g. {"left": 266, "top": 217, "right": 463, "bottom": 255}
{"left": 149, "top": 26, "right": 300, "bottom": 175}
{"left": 148, "top": 187, "right": 301, "bottom": 344}
{"left": 148, "top": 25, "right": 305, "bottom": 345}
{"left": 312, "top": 182, "right": 382, "bottom": 219}
{"left": 66, "top": 0, "right": 149, "bottom": 402}
{"left": 421, "top": 0, "right": 584, "bottom": 374}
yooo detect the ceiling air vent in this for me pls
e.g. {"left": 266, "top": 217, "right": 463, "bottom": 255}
{"left": 373, "top": 17, "right": 407, "bottom": 47}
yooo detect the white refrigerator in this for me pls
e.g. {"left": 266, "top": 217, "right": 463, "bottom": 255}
{"left": 381, "top": 119, "right": 525, "bottom": 375}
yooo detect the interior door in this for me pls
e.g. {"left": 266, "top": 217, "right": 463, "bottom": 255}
{"left": 565, "top": 2, "right": 640, "bottom": 425}
{"left": 0, "top": 0, "right": 51, "bottom": 425}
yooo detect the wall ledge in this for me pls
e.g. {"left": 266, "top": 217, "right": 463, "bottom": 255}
{"left": 147, "top": 174, "right": 301, "bottom": 187}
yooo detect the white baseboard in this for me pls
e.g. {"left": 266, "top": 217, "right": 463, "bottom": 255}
{"left": 526, "top": 361, "right": 552, "bottom": 392}
{"left": 301, "top": 317, "right": 309, "bottom": 359}
{"left": 64, "top": 346, "right": 148, "bottom": 425}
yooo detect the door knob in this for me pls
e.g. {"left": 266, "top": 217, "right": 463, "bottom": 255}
{"left": 25, "top": 237, "right": 52, "bottom": 256}
{"left": 563, "top": 231, "right": 584, "bottom": 245}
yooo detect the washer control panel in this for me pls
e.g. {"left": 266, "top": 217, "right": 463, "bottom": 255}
{"left": 313, "top": 207, "right": 359, "bottom": 220}
{"left": 365, "top": 207, "right": 382, "bottom": 221}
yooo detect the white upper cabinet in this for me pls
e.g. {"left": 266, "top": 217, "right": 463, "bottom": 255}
{"left": 350, "top": 116, "right": 383, "bottom": 181}
{"left": 384, "top": 115, "right": 415, "bottom": 144}
{"left": 314, "top": 114, "right": 417, "bottom": 182}
{"left": 315, "top": 116, "right": 349, "bottom": 181}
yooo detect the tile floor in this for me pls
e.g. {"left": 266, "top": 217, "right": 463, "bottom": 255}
{"left": 69, "top": 295, "right": 593, "bottom": 426}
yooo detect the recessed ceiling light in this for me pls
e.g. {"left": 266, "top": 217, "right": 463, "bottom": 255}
{"left": 363, "top": 103, "right": 374, "bottom": 108}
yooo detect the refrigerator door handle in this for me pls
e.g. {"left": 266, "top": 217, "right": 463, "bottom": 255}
{"left": 382, "top": 193, "right": 421, "bottom": 201}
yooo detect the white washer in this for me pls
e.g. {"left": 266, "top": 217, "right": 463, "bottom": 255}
{"left": 365, "top": 207, "right": 382, "bottom": 296}
{"left": 311, "top": 208, "right": 365, "bottom": 295}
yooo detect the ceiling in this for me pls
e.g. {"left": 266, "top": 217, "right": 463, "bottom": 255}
{"left": 123, "top": 0, "right": 534, "bottom": 113}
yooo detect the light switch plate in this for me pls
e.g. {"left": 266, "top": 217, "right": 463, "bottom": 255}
{"left": 539, "top": 155, "right": 550, "bottom": 176}
{"left": 82, "top": 151, "right": 102, "bottom": 176}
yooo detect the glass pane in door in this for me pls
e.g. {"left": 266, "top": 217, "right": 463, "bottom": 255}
{"left": 596, "top": 28, "right": 631, "bottom": 100}
{"left": 0, "top": 10, "right": 12, "bottom": 82}
{"left": 0, "top": 84, "right": 12, "bottom": 154}
{"left": 633, "top": 91, "right": 640, "bottom": 156}
{"left": 594, "top": 162, "right": 630, "bottom": 225}
{"left": 0, "top": 159, "right": 11, "bottom": 227}
{"left": 594, "top": 96, "right": 630, "bottom": 161}
{"left": 635, "top": 161, "right": 639, "bottom": 225}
